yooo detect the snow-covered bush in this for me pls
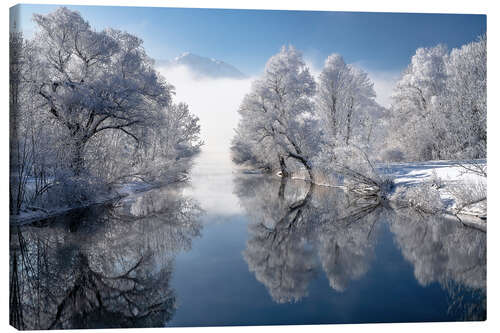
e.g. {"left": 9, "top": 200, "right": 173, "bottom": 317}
{"left": 430, "top": 170, "right": 445, "bottom": 189}
{"left": 313, "top": 144, "right": 394, "bottom": 196}
{"left": 42, "top": 171, "right": 108, "bottom": 209}
{"left": 447, "top": 178, "right": 487, "bottom": 216}
{"left": 394, "top": 184, "right": 444, "bottom": 214}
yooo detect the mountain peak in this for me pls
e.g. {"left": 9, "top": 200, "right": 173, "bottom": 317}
{"left": 162, "top": 53, "right": 246, "bottom": 79}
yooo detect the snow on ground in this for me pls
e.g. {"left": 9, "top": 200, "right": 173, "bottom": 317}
{"left": 10, "top": 181, "right": 159, "bottom": 225}
{"left": 380, "top": 159, "right": 485, "bottom": 187}
{"left": 379, "top": 159, "right": 487, "bottom": 219}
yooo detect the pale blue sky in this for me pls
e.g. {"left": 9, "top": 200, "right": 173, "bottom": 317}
{"left": 10, "top": 4, "right": 486, "bottom": 75}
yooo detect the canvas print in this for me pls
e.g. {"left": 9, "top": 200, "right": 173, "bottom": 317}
{"left": 9, "top": 3, "right": 486, "bottom": 329}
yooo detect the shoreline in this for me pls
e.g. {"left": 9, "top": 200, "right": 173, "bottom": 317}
{"left": 9, "top": 177, "right": 189, "bottom": 226}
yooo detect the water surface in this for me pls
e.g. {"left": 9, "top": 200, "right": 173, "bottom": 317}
{"left": 10, "top": 153, "right": 486, "bottom": 329}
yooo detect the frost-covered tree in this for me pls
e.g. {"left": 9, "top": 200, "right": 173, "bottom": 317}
{"left": 10, "top": 31, "right": 64, "bottom": 214}
{"left": 232, "top": 47, "right": 391, "bottom": 191}
{"left": 84, "top": 101, "right": 202, "bottom": 183}
{"left": 10, "top": 7, "right": 202, "bottom": 214}
{"left": 30, "top": 7, "right": 176, "bottom": 174}
{"left": 231, "top": 46, "right": 319, "bottom": 180}
{"left": 316, "top": 54, "right": 378, "bottom": 148}
{"left": 313, "top": 53, "right": 390, "bottom": 186}
{"left": 386, "top": 36, "right": 486, "bottom": 162}
{"left": 388, "top": 44, "right": 448, "bottom": 161}
{"left": 442, "top": 35, "right": 486, "bottom": 159}
{"left": 10, "top": 31, "right": 29, "bottom": 214}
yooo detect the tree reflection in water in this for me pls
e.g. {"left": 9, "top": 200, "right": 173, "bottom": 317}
{"left": 10, "top": 187, "right": 203, "bottom": 330}
{"left": 386, "top": 208, "right": 486, "bottom": 320}
{"left": 10, "top": 177, "right": 486, "bottom": 328}
{"left": 235, "top": 175, "right": 485, "bottom": 320}
{"left": 237, "top": 177, "right": 318, "bottom": 303}
{"left": 236, "top": 175, "right": 381, "bottom": 303}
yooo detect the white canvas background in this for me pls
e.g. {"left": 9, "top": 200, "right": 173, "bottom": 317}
{"left": 1, "top": 1, "right": 497, "bottom": 333}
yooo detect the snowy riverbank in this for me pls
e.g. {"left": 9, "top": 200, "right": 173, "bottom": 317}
{"left": 382, "top": 160, "right": 486, "bottom": 214}
{"left": 286, "top": 158, "right": 487, "bottom": 230}
{"left": 378, "top": 159, "right": 487, "bottom": 231}
{"left": 9, "top": 178, "right": 187, "bottom": 226}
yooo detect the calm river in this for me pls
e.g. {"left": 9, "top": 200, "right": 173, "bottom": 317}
{"left": 9, "top": 152, "right": 486, "bottom": 329}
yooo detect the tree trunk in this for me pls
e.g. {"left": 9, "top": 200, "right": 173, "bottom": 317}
{"left": 288, "top": 153, "right": 315, "bottom": 183}
{"left": 278, "top": 177, "right": 287, "bottom": 199}
{"left": 330, "top": 93, "right": 337, "bottom": 139}
{"left": 279, "top": 155, "right": 289, "bottom": 178}
{"left": 71, "top": 139, "right": 85, "bottom": 176}
{"left": 346, "top": 96, "right": 353, "bottom": 146}
{"left": 304, "top": 160, "right": 315, "bottom": 183}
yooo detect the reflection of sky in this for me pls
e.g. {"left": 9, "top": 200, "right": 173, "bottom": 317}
{"left": 168, "top": 210, "right": 485, "bottom": 326}
{"left": 169, "top": 175, "right": 485, "bottom": 325}
{"left": 183, "top": 151, "right": 244, "bottom": 218}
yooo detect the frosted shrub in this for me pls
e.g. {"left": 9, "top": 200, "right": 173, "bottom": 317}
{"left": 430, "top": 170, "right": 444, "bottom": 189}
{"left": 43, "top": 171, "right": 107, "bottom": 209}
{"left": 394, "top": 184, "right": 444, "bottom": 214}
{"left": 378, "top": 175, "right": 396, "bottom": 197}
{"left": 313, "top": 145, "right": 394, "bottom": 197}
{"left": 447, "top": 178, "right": 487, "bottom": 215}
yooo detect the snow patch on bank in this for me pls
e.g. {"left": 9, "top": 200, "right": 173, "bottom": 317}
{"left": 380, "top": 159, "right": 487, "bottom": 220}
{"left": 10, "top": 179, "right": 183, "bottom": 226}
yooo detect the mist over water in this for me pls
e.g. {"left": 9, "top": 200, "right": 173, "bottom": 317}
{"left": 157, "top": 64, "right": 254, "bottom": 217}
{"left": 158, "top": 65, "right": 254, "bottom": 158}
{"left": 183, "top": 150, "right": 244, "bottom": 217}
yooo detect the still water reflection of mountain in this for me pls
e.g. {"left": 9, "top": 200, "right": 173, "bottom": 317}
{"left": 10, "top": 176, "right": 486, "bottom": 329}
{"left": 235, "top": 176, "right": 485, "bottom": 316}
